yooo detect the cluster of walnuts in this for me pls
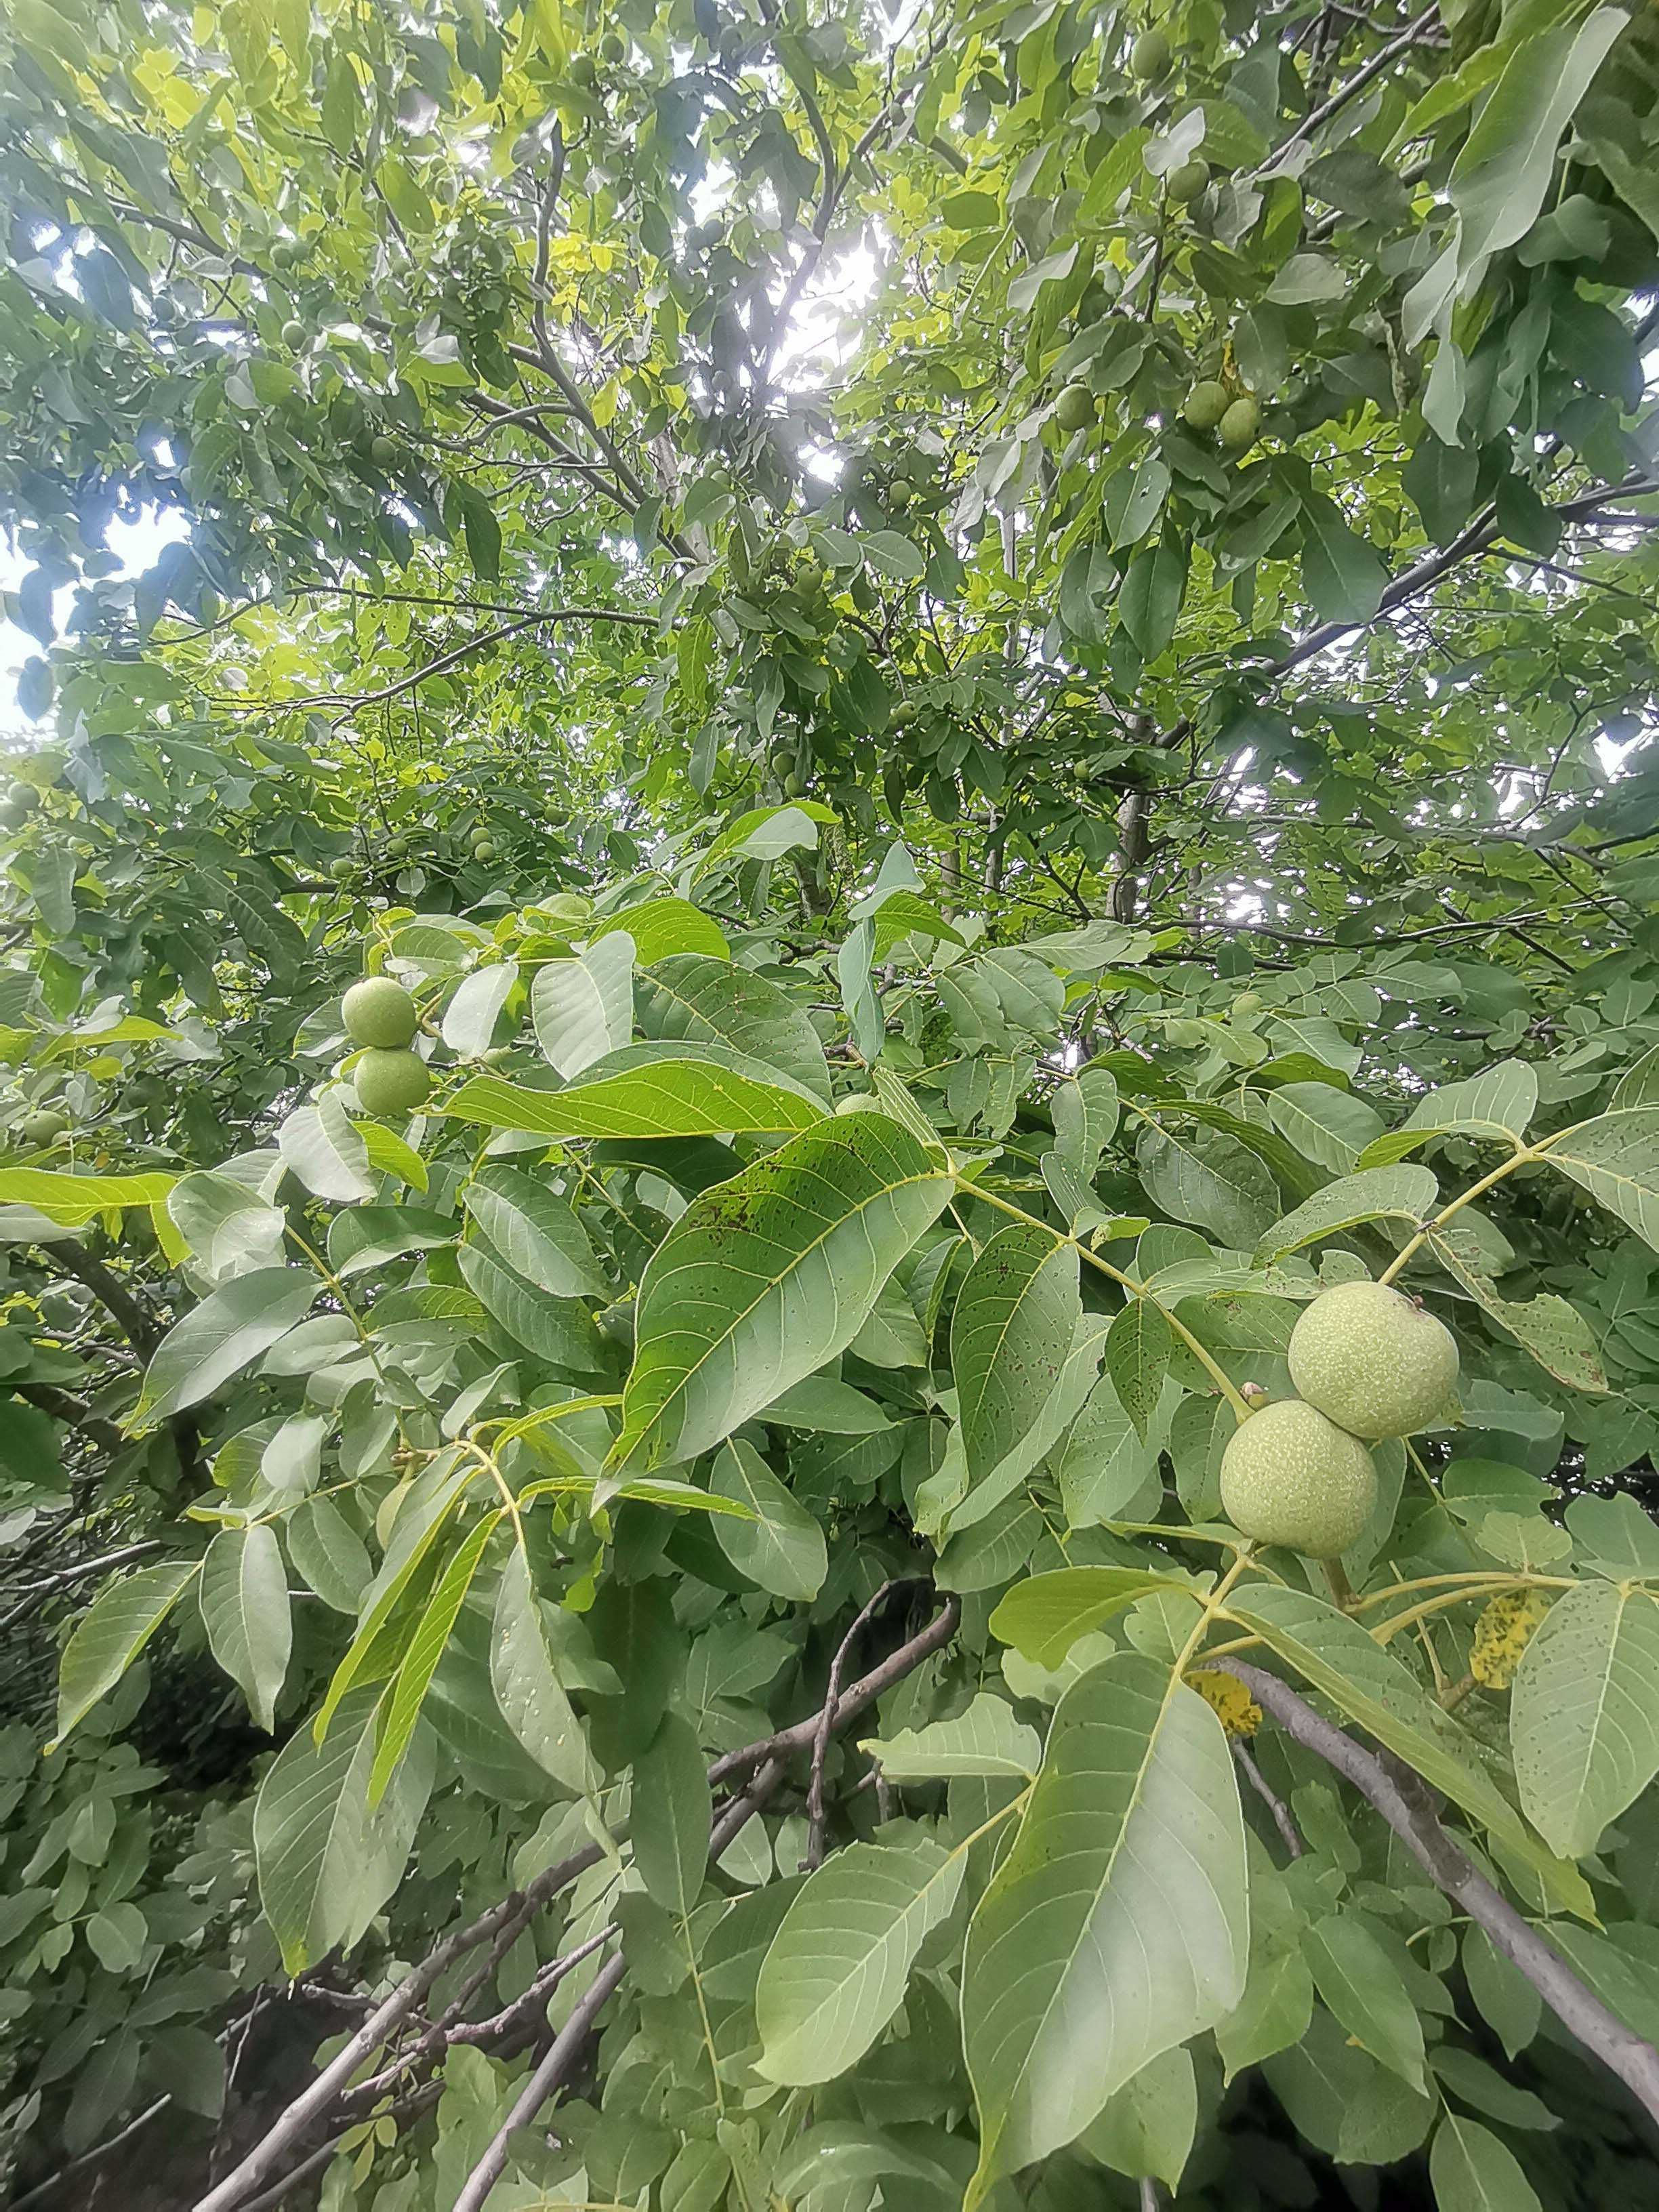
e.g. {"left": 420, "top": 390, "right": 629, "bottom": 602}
{"left": 1218, "top": 1281, "right": 1460, "bottom": 1559}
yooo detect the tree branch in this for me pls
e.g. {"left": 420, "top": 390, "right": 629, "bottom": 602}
{"left": 1229, "top": 1661, "right": 1659, "bottom": 2127}
{"left": 450, "top": 1950, "right": 628, "bottom": 2212}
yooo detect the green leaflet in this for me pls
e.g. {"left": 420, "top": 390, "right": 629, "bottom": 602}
{"left": 756, "top": 1837, "right": 968, "bottom": 2085}
{"left": 962, "top": 1653, "right": 1247, "bottom": 2203}
{"left": 1511, "top": 1581, "right": 1659, "bottom": 1858}
{"left": 953, "top": 1221, "right": 1080, "bottom": 1486}
{"left": 444, "top": 1046, "right": 827, "bottom": 1140}
{"left": 609, "top": 1111, "right": 953, "bottom": 1471}
{"left": 253, "top": 1687, "right": 435, "bottom": 1975}
{"left": 50, "top": 1560, "right": 203, "bottom": 1750}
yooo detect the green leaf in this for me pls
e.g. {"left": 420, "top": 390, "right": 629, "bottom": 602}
{"left": 1136, "top": 1122, "right": 1279, "bottom": 1248}
{"left": 638, "top": 953, "right": 832, "bottom": 1104}
{"left": 285, "top": 1494, "right": 372, "bottom": 1614}
{"left": 1255, "top": 1164, "right": 1439, "bottom": 1261}
{"left": 609, "top": 1112, "right": 952, "bottom": 1471}
{"left": 278, "top": 1092, "right": 375, "bottom": 1203}
{"left": 1104, "top": 1297, "right": 1172, "bottom": 1441}
{"left": 0, "top": 1168, "right": 177, "bottom": 1223}
{"left": 1544, "top": 1109, "right": 1659, "bottom": 1253}
{"left": 371, "top": 1512, "right": 500, "bottom": 1802}
{"left": 1080, "top": 2046, "right": 1198, "bottom": 2191}
{"left": 462, "top": 1164, "right": 605, "bottom": 1296}
{"left": 444, "top": 1048, "right": 825, "bottom": 1139}
{"left": 1303, "top": 1914, "right": 1427, "bottom": 2091}
{"left": 455, "top": 1244, "right": 605, "bottom": 1370}
{"left": 962, "top": 1654, "right": 1247, "bottom": 2204}
{"left": 200, "top": 1524, "right": 291, "bottom": 1732}
{"left": 441, "top": 962, "right": 517, "bottom": 1056}
{"left": 756, "top": 1837, "right": 967, "bottom": 2085}
{"left": 1510, "top": 1581, "right": 1659, "bottom": 1858}
{"left": 633, "top": 1710, "right": 712, "bottom": 1919}
{"left": 1223, "top": 1584, "right": 1591, "bottom": 1914}
{"left": 1396, "top": 1061, "right": 1538, "bottom": 1148}
{"left": 1052, "top": 1065, "right": 1120, "bottom": 1176}
{"left": 1429, "top": 2112, "right": 1543, "bottom": 2212}
{"left": 1448, "top": 7, "right": 1629, "bottom": 270}
{"left": 489, "top": 1547, "right": 600, "bottom": 1797}
{"left": 1427, "top": 1233, "right": 1606, "bottom": 1393}
{"left": 531, "top": 933, "right": 635, "bottom": 1077}
{"left": 49, "top": 1560, "right": 201, "bottom": 1749}
{"left": 590, "top": 896, "right": 731, "bottom": 965}
{"left": 862, "top": 1691, "right": 1040, "bottom": 1780}
{"left": 710, "top": 1438, "right": 827, "bottom": 1600}
{"left": 954, "top": 1221, "right": 1080, "bottom": 1487}
{"left": 1300, "top": 496, "right": 1388, "bottom": 623}
{"left": 134, "top": 1268, "right": 319, "bottom": 1429}
{"left": 253, "top": 1688, "right": 435, "bottom": 1975}
{"left": 989, "top": 1566, "right": 1195, "bottom": 1668}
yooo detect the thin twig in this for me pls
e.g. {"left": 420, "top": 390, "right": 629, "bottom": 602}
{"left": 450, "top": 1950, "right": 629, "bottom": 2212}
{"left": 805, "top": 1579, "right": 905, "bottom": 1868}
{"left": 1233, "top": 1740, "right": 1305, "bottom": 1859}
{"left": 190, "top": 1845, "right": 605, "bottom": 2212}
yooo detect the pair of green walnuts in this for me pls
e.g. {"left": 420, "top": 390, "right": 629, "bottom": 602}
{"left": 1218, "top": 1280, "right": 1460, "bottom": 1558}
{"left": 341, "top": 977, "right": 431, "bottom": 1116}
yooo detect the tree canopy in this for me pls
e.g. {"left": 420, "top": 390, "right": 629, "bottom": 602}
{"left": 3, "top": 0, "right": 1659, "bottom": 2205}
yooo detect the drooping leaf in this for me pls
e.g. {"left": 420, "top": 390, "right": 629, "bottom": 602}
{"left": 962, "top": 1654, "right": 1247, "bottom": 2203}
{"left": 199, "top": 1523, "right": 291, "bottom": 1732}
{"left": 954, "top": 1221, "right": 1080, "bottom": 1487}
{"left": 633, "top": 1710, "right": 712, "bottom": 1920}
{"left": 50, "top": 1561, "right": 202, "bottom": 1749}
{"left": 710, "top": 1438, "right": 827, "bottom": 1600}
{"left": 1510, "top": 1581, "right": 1659, "bottom": 1858}
{"left": 253, "top": 1688, "right": 434, "bottom": 1975}
{"left": 489, "top": 1546, "right": 600, "bottom": 1797}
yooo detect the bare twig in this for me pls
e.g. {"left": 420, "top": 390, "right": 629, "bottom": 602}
{"left": 1233, "top": 1740, "right": 1305, "bottom": 1859}
{"left": 190, "top": 1845, "right": 605, "bottom": 2212}
{"left": 805, "top": 1578, "right": 905, "bottom": 1868}
{"left": 1253, "top": 5, "right": 1442, "bottom": 178}
{"left": 710, "top": 1591, "right": 961, "bottom": 1788}
{"left": 450, "top": 1950, "right": 629, "bottom": 2212}
{"left": 1229, "top": 1662, "right": 1659, "bottom": 2125}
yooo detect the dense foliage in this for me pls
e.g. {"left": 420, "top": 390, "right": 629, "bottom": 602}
{"left": 3, "top": 0, "right": 1659, "bottom": 2205}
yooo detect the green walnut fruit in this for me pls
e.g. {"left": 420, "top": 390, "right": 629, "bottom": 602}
{"left": 1130, "top": 26, "right": 1172, "bottom": 79}
{"left": 370, "top": 435, "right": 397, "bottom": 468}
{"left": 600, "top": 30, "right": 625, "bottom": 61}
{"left": 783, "top": 773, "right": 807, "bottom": 798}
{"left": 20, "top": 1109, "right": 67, "bottom": 1147}
{"left": 329, "top": 856, "right": 354, "bottom": 882}
{"left": 281, "top": 319, "right": 308, "bottom": 350}
{"left": 1288, "top": 1279, "right": 1460, "bottom": 1440}
{"left": 1218, "top": 395, "right": 1262, "bottom": 450}
{"left": 353, "top": 1048, "right": 430, "bottom": 1118}
{"left": 385, "top": 832, "right": 411, "bottom": 859}
{"left": 342, "top": 975, "right": 419, "bottom": 1050}
{"left": 0, "top": 802, "right": 25, "bottom": 832}
{"left": 1182, "top": 380, "right": 1230, "bottom": 431}
{"left": 1220, "top": 1399, "right": 1378, "bottom": 1559}
{"left": 1167, "top": 158, "right": 1210, "bottom": 202}
{"left": 472, "top": 838, "right": 498, "bottom": 861}
{"left": 1054, "top": 382, "right": 1097, "bottom": 433}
